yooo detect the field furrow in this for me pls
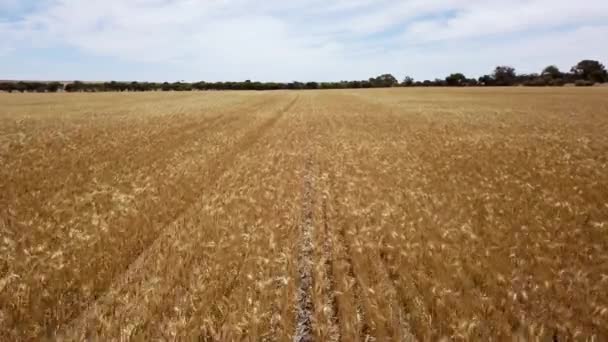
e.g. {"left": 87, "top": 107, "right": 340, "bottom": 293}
{"left": 293, "top": 156, "right": 315, "bottom": 342}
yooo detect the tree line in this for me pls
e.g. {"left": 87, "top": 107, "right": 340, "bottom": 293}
{"left": 1, "top": 59, "right": 606, "bottom": 93}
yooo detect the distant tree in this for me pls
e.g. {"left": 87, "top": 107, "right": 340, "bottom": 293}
{"left": 445, "top": 73, "right": 467, "bottom": 86}
{"left": 174, "top": 82, "right": 192, "bottom": 91}
{"left": 523, "top": 76, "right": 548, "bottom": 87}
{"left": 191, "top": 81, "right": 205, "bottom": 90}
{"left": 433, "top": 78, "right": 446, "bottom": 86}
{"left": 286, "top": 82, "right": 303, "bottom": 90}
{"left": 571, "top": 60, "right": 607, "bottom": 83}
{"left": 347, "top": 80, "right": 362, "bottom": 88}
{"left": 464, "top": 78, "right": 478, "bottom": 86}
{"left": 477, "top": 75, "right": 494, "bottom": 86}
{"left": 370, "top": 74, "right": 398, "bottom": 88}
{"left": 542, "top": 65, "right": 562, "bottom": 79}
{"left": 305, "top": 82, "right": 319, "bottom": 89}
{"left": 66, "top": 81, "right": 89, "bottom": 92}
{"left": 46, "top": 82, "right": 63, "bottom": 92}
{"left": 6, "top": 59, "right": 607, "bottom": 93}
{"left": 516, "top": 73, "right": 537, "bottom": 85}
{"left": 0, "top": 82, "right": 11, "bottom": 93}
{"left": 402, "top": 76, "right": 414, "bottom": 87}
{"left": 360, "top": 80, "right": 372, "bottom": 88}
{"left": 493, "top": 66, "right": 517, "bottom": 86}
{"left": 14, "top": 82, "right": 28, "bottom": 93}
{"left": 26, "top": 82, "right": 48, "bottom": 92}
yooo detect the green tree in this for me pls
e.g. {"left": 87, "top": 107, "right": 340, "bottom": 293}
{"left": 402, "top": 76, "right": 414, "bottom": 87}
{"left": 541, "top": 65, "right": 562, "bottom": 79}
{"left": 493, "top": 66, "right": 517, "bottom": 86}
{"left": 478, "top": 75, "right": 495, "bottom": 86}
{"left": 46, "top": 82, "right": 63, "bottom": 92}
{"left": 571, "top": 60, "right": 607, "bottom": 83}
{"left": 305, "top": 82, "right": 319, "bottom": 89}
{"left": 445, "top": 73, "right": 467, "bottom": 86}
{"left": 370, "top": 74, "right": 398, "bottom": 87}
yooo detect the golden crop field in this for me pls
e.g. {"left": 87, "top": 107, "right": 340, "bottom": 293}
{"left": 1, "top": 88, "right": 607, "bottom": 341}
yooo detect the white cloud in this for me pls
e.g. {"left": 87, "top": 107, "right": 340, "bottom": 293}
{"left": 1, "top": 0, "right": 607, "bottom": 81}
{"left": 403, "top": 0, "right": 608, "bottom": 42}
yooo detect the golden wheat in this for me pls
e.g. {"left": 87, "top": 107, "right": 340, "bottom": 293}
{"left": 1, "top": 88, "right": 607, "bottom": 340}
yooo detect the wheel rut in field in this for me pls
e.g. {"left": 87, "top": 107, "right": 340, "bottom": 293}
{"left": 294, "top": 157, "right": 315, "bottom": 342}
{"left": 321, "top": 168, "right": 372, "bottom": 341}
{"left": 321, "top": 196, "right": 340, "bottom": 341}
{"left": 57, "top": 94, "right": 299, "bottom": 338}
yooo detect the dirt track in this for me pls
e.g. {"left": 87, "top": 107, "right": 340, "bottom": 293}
{"left": 1, "top": 88, "right": 608, "bottom": 340}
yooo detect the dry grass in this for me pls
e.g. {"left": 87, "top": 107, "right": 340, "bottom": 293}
{"left": 1, "top": 88, "right": 607, "bottom": 340}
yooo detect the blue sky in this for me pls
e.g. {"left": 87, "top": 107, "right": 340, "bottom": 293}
{"left": 1, "top": 0, "right": 607, "bottom": 82}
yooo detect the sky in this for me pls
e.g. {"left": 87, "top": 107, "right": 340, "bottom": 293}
{"left": 1, "top": 0, "right": 607, "bottom": 82}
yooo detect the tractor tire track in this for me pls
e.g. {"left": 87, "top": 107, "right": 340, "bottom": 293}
{"left": 310, "top": 94, "right": 340, "bottom": 342}
{"left": 320, "top": 195, "right": 341, "bottom": 342}
{"left": 294, "top": 156, "right": 315, "bottom": 342}
{"left": 312, "top": 95, "right": 369, "bottom": 342}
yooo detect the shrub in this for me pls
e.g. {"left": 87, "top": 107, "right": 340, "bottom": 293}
{"left": 548, "top": 79, "right": 565, "bottom": 86}
{"left": 523, "top": 78, "right": 548, "bottom": 87}
{"left": 575, "top": 80, "right": 595, "bottom": 87}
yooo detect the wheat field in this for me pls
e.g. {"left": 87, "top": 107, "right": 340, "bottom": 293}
{"left": 1, "top": 88, "right": 607, "bottom": 341}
